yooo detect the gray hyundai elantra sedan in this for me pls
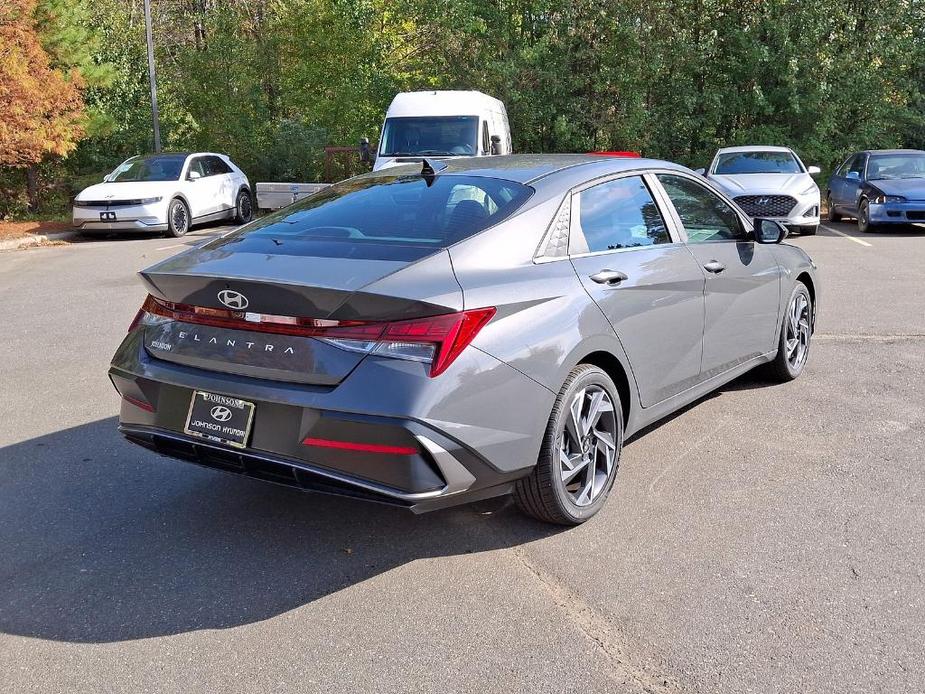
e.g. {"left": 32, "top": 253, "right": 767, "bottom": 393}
{"left": 109, "top": 154, "right": 818, "bottom": 525}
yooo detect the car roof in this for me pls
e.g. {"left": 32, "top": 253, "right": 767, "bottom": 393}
{"left": 367, "top": 154, "right": 689, "bottom": 185}
{"left": 862, "top": 149, "right": 925, "bottom": 155}
{"left": 715, "top": 145, "right": 794, "bottom": 154}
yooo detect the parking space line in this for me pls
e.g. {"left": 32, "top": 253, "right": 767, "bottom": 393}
{"left": 820, "top": 224, "right": 872, "bottom": 247}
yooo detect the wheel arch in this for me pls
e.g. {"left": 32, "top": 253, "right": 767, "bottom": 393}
{"left": 576, "top": 350, "right": 632, "bottom": 429}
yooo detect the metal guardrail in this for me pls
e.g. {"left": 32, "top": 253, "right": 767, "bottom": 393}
{"left": 255, "top": 182, "right": 330, "bottom": 210}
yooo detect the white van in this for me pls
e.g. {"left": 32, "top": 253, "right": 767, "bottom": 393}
{"left": 373, "top": 91, "right": 512, "bottom": 171}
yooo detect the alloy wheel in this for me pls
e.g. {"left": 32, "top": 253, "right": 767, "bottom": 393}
{"left": 785, "top": 292, "right": 811, "bottom": 369}
{"left": 239, "top": 193, "right": 252, "bottom": 222}
{"left": 557, "top": 385, "right": 618, "bottom": 507}
{"left": 172, "top": 203, "right": 188, "bottom": 234}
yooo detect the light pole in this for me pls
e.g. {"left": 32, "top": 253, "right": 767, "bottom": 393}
{"left": 143, "top": 0, "right": 161, "bottom": 152}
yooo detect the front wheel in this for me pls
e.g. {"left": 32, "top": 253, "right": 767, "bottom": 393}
{"left": 765, "top": 282, "right": 812, "bottom": 382}
{"left": 858, "top": 199, "right": 879, "bottom": 233}
{"left": 235, "top": 189, "right": 253, "bottom": 224}
{"left": 799, "top": 225, "right": 818, "bottom": 236}
{"left": 514, "top": 364, "right": 623, "bottom": 525}
{"left": 827, "top": 194, "right": 842, "bottom": 222}
{"left": 165, "top": 198, "right": 190, "bottom": 238}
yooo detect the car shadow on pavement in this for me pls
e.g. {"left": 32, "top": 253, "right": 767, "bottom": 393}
{"left": 0, "top": 417, "right": 560, "bottom": 644}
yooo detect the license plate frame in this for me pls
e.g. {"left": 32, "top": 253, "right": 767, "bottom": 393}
{"left": 183, "top": 391, "right": 256, "bottom": 449}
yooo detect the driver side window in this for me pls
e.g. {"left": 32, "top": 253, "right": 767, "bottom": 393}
{"left": 187, "top": 158, "right": 207, "bottom": 179}
{"left": 656, "top": 174, "right": 745, "bottom": 243}
{"left": 847, "top": 154, "right": 865, "bottom": 178}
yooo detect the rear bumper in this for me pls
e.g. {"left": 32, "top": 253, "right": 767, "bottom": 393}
{"left": 109, "top": 329, "right": 553, "bottom": 512}
{"left": 868, "top": 201, "right": 925, "bottom": 224}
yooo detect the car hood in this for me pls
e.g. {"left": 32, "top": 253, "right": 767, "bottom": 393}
{"left": 76, "top": 181, "right": 178, "bottom": 201}
{"left": 708, "top": 173, "right": 817, "bottom": 196}
{"left": 867, "top": 177, "right": 925, "bottom": 199}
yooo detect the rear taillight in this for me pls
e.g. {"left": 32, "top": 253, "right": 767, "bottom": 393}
{"left": 129, "top": 295, "right": 495, "bottom": 377}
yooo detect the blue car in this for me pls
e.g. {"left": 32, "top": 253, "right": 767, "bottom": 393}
{"left": 826, "top": 149, "right": 925, "bottom": 232}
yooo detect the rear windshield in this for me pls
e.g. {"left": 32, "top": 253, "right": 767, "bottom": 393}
{"left": 216, "top": 174, "right": 533, "bottom": 260}
{"left": 713, "top": 151, "right": 802, "bottom": 175}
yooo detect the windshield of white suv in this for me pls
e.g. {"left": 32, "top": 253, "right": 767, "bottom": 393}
{"left": 109, "top": 155, "right": 187, "bottom": 182}
{"left": 379, "top": 116, "right": 479, "bottom": 157}
{"left": 867, "top": 154, "right": 925, "bottom": 180}
{"left": 713, "top": 151, "right": 802, "bottom": 175}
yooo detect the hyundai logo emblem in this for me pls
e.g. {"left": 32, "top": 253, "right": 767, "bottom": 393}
{"left": 218, "top": 289, "right": 249, "bottom": 310}
{"left": 210, "top": 405, "right": 233, "bottom": 422}
{"left": 757, "top": 197, "right": 771, "bottom": 206}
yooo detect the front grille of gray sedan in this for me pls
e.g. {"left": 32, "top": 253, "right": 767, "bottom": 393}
{"left": 734, "top": 195, "right": 797, "bottom": 218}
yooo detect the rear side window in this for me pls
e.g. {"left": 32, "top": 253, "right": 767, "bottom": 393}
{"left": 205, "top": 156, "right": 231, "bottom": 176}
{"left": 217, "top": 174, "right": 533, "bottom": 260}
{"left": 575, "top": 176, "right": 670, "bottom": 252}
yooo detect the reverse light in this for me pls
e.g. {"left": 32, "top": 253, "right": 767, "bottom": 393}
{"left": 129, "top": 295, "right": 496, "bottom": 377}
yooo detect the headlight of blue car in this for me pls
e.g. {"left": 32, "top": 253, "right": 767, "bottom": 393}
{"left": 872, "top": 194, "right": 906, "bottom": 204}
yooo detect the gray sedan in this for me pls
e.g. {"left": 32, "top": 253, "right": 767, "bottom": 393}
{"left": 109, "top": 154, "right": 818, "bottom": 525}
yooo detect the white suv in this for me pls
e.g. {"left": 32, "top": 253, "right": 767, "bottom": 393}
{"left": 72, "top": 152, "right": 252, "bottom": 237}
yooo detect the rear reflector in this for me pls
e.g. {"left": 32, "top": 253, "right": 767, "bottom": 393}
{"left": 132, "top": 295, "right": 496, "bottom": 377}
{"left": 302, "top": 437, "right": 418, "bottom": 456}
{"left": 122, "top": 394, "right": 155, "bottom": 412}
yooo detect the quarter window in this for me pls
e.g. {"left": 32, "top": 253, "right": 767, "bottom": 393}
{"left": 657, "top": 174, "right": 745, "bottom": 243}
{"left": 574, "top": 176, "right": 670, "bottom": 253}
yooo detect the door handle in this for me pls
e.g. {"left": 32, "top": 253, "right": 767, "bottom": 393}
{"left": 589, "top": 269, "right": 628, "bottom": 285}
{"left": 703, "top": 260, "right": 725, "bottom": 274}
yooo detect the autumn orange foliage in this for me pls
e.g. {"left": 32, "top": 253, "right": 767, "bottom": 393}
{"left": 0, "top": 0, "right": 86, "bottom": 167}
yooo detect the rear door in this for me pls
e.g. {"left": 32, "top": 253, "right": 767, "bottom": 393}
{"left": 205, "top": 155, "right": 236, "bottom": 213}
{"left": 654, "top": 173, "right": 781, "bottom": 379}
{"left": 567, "top": 173, "right": 706, "bottom": 407}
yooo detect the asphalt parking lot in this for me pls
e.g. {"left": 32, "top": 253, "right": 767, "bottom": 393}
{"left": 1, "top": 221, "right": 923, "bottom": 693}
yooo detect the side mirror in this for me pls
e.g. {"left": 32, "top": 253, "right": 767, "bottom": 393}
{"left": 693, "top": 167, "right": 706, "bottom": 176}
{"left": 490, "top": 134, "right": 502, "bottom": 155}
{"left": 846, "top": 171, "right": 860, "bottom": 181}
{"left": 807, "top": 165, "right": 821, "bottom": 176}
{"left": 753, "top": 218, "right": 787, "bottom": 244}
{"left": 188, "top": 170, "right": 202, "bottom": 181}
{"left": 359, "top": 137, "right": 371, "bottom": 164}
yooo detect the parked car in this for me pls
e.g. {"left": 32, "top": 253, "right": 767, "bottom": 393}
{"left": 373, "top": 90, "right": 511, "bottom": 171}
{"left": 73, "top": 152, "right": 252, "bottom": 237}
{"left": 696, "top": 145, "right": 821, "bottom": 235}
{"left": 109, "top": 155, "right": 818, "bottom": 525}
{"left": 826, "top": 149, "right": 925, "bottom": 232}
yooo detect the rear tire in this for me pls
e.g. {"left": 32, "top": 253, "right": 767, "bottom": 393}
{"left": 765, "top": 282, "right": 812, "bottom": 382}
{"left": 165, "top": 198, "right": 190, "bottom": 238}
{"left": 826, "top": 195, "right": 842, "bottom": 222}
{"left": 514, "top": 364, "right": 623, "bottom": 525}
{"left": 235, "top": 188, "right": 253, "bottom": 224}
